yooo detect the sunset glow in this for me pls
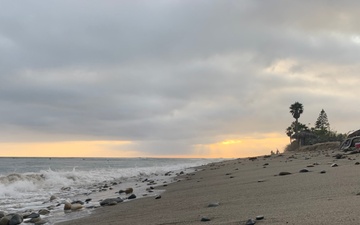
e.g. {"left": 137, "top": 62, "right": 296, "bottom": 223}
{"left": 0, "top": 133, "right": 288, "bottom": 158}
{"left": 0, "top": 141, "right": 138, "bottom": 158}
{"left": 193, "top": 133, "right": 289, "bottom": 158}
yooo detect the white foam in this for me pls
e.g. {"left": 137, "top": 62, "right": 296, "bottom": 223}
{"left": 0, "top": 158, "right": 224, "bottom": 224}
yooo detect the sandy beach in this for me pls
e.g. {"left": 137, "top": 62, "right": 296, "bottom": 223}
{"left": 56, "top": 148, "right": 360, "bottom": 225}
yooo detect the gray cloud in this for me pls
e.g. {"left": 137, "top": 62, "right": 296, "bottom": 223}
{"left": 1, "top": 0, "right": 360, "bottom": 155}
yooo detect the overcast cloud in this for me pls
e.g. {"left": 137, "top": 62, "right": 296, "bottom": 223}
{"left": 1, "top": 0, "right": 360, "bottom": 156}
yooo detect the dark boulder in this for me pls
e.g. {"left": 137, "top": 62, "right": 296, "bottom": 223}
{"left": 128, "top": 194, "right": 137, "bottom": 199}
{"left": 9, "top": 214, "right": 23, "bottom": 225}
{"left": 0, "top": 217, "right": 9, "bottom": 225}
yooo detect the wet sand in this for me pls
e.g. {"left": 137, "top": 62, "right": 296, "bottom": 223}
{"left": 57, "top": 149, "right": 360, "bottom": 225}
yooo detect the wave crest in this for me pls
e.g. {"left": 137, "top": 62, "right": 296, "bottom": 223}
{"left": 0, "top": 173, "right": 46, "bottom": 184}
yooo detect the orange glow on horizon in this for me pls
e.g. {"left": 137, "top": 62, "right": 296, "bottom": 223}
{"left": 0, "top": 133, "right": 289, "bottom": 158}
{"left": 0, "top": 141, "right": 139, "bottom": 158}
{"left": 193, "top": 133, "right": 289, "bottom": 158}
{"left": 221, "top": 140, "right": 243, "bottom": 145}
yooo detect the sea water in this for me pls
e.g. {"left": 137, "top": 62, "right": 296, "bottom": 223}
{"left": 0, "top": 157, "right": 223, "bottom": 224}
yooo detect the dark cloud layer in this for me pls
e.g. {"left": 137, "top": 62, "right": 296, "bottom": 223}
{"left": 1, "top": 1, "right": 360, "bottom": 155}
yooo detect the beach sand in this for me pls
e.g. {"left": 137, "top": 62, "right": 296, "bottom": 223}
{"left": 56, "top": 149, "right": 360, "bottom": 225}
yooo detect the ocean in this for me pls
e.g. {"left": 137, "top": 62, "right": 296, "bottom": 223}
{"left": 0, "top": 157, "right": 223, "bottom": 224}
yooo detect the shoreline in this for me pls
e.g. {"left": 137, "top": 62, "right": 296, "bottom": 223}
{"left": 0, "top": 158, "right": 221, "bottom": 225}
{"left": 55, "top": 149, "right": 360, "bottom": 225}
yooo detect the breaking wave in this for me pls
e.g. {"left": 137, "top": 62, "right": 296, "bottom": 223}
{"left": 0, "top": 158, "right": 223, "bottom": 213}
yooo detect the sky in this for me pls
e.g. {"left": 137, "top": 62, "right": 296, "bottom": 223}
{"left": 1, "top": 0, "right": 360, "bottom": 158}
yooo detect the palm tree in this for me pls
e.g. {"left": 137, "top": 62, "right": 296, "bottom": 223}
{"left": 286, "top": 126, "right": 293, "bottom": 143}
{"left": 289, "top": 102, "right": 304, "bottom": 134}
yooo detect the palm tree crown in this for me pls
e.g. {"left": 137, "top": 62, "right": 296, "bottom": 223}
{"left": 289, "top": 102, "right": 304, "bottom": 120}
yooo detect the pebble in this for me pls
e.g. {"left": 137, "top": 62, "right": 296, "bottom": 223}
{"left": 201, "top": 217, "right": 211, "bottom": 222}
{"left": 119, "top": 187, "right": 134, "bottom": 195}
{"left": 208, "top": 202, "right": 220, "bottom": 207}
{"left": 125, "top": 187, "right": 133, "bottom": 194}
{"left": 355, "top": 162, "right": 360, "bottom": 165}
{"left": 100, "top": 198, "right": 123, "bottom": 206}
{"left": 299, "top": 168, "right": 309, "bottom": 173}
{"left": 64, "top": 202, "right": 83, "bottom": 211}
{"left": 155, "top": 195, "right": 161, "bottom": 199}
{"left": 331, "top": 163, "right": 338, "bottom": 167}
{"left": 38, "top": 209, "right": 50, "bottom": 215}
{"left": 50, "top": 195, "right": 57, "bottom": 201}
{"left": 128, "top": 194, "right": 137, "bottom": 199}
{"left": 245, "top": 218, "right": 256, "bottom": 225}
{"left": 320, "top": 170, "right": 326, "bottom": 174}
{"left": 279, "top": 172, "right": 291, "bottom": 176}
{"left": 256, "top": 215, "right": 264, "bottom": 220}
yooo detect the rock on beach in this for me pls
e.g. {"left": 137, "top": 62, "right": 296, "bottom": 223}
{"left": 245, "top": 218, "right": 256, "bottom": 225}
{"left": 38, "top": 209, "right": 50, "bottom": 215}
{"left": 64, "top": 201, "right": 83, "bottom": 211}
{"left": 299, "top": 168, "right": 309, "bottom": 173}
{"left": 24, "top": 212, "right": 40, "bottom": 219}
{"left": 100, "top": 198, "right": 123, "bottom": 206}
{"left": 128, "top": 194, "right": 137, "bottom": 199}
{"left": 278, "top": 172, "right": 291, "bottom": 176}
{"left": 119, "top": 187, "right": 133, "bottom": 195}
{"left": 207, "top": 202, "right": 220, "bottom": 207}
{"left": 0, "top": 217, "right": 9, "bottom": 225}
{"left": 9, "top": 214, "right": 23, "bottom": 225}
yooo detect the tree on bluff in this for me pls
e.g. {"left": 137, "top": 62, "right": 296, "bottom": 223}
{"left": 285, "top": 106, "right": 346, "bottom": 151}
{"left": 286, "top": 121, "right": 309, "bottom": 143}
{"left": 311, "top": 109, "right": 344, "bottom": 144}
{"left": 289, "top": 101, "right": 304, "bottom": 134}
{"left": 315, "top": 109, "right": 330, "bottom": 131}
